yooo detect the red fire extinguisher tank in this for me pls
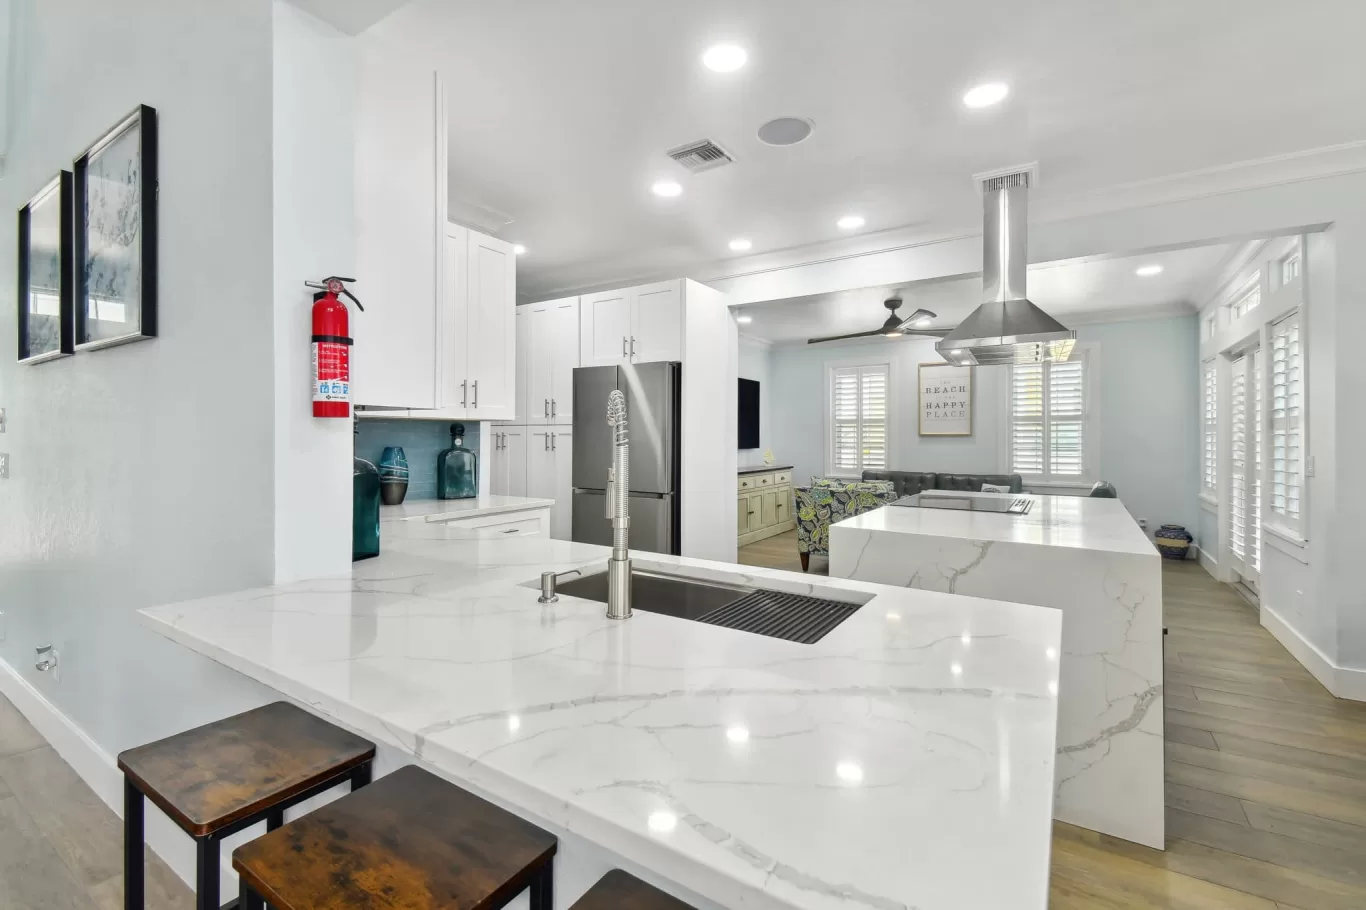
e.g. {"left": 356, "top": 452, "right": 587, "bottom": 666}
{"left": 305, "top": 276, "right": 364, "bottom": 418}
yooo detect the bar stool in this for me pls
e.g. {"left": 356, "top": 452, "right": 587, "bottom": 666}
{"left": 233, "top": 765, "right": 556, "bottom": 910}
{"left": 118, "top": 702, "right": 375, "bottom": 910}
{"left": 570, "top": 870, "right": 697, "bottom": 910}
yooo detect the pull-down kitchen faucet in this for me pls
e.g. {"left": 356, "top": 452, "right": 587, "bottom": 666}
{"left": 605, "top": 390, "right": 632, "bottom": 619}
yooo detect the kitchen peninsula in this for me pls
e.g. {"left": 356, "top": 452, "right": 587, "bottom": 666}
{"left": 141, "top": 505, "right": 1063, "bottom": 910}
{"left": 830, "top": 491, "right": 1164, "bottom": 850}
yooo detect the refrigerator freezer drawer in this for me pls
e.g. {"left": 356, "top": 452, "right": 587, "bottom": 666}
{"left": 572, "top": 490, "right": 677, "bottom": 555}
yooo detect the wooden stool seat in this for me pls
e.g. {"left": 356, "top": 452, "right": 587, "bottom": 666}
{"left": 570, "top": 870, "right": 696, "bottom": 910}
{"left": 118, "top": 702, "right": 374, "bottom": 910}
{"left": 119, "top": 701, "right": 374, "bottom": 837}
{"left": 234, "top": 765, "right": 557, "bottom": 910}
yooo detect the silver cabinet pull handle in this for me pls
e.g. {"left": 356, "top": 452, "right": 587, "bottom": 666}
{"left": 551, "top": 398, "right": 556, "bottom": 419}
{"left": 630, "top": 337, "right": 636, "bottom": 358}
{"left": 544, "top": 398, "right": 549, "bottom": 417}
{"left": 552, "top": 433, "right": 557, "bottom": 450}
{"left": 544, "top": 433, "right": 549, "bottom": 451}
{"left": 461, "top": 379, "right": 468, "bottom": 407}
{"left": 472, "top": 380, "right": 479, "bottom": 408}
{"left": 622, "top": 336, "right": 628, "bottom": 357}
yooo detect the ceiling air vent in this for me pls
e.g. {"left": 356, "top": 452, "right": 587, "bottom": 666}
{"left": 666, "top": 139, "right": 734, "bottom": 173}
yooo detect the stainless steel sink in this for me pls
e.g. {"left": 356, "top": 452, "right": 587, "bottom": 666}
{"left": 549, "top": 568, "right": 872, "bottom": 643}
{"left": 554, "top": 569, "right": 751, "bottom": 621}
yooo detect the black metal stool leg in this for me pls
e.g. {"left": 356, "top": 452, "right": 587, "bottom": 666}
{"left": 195, "top": 836, "right": 220, "bottom": 910}
{"left": 239, "top": 879, "right": 265, "bottom": 910}
{"left": 124, "top": 778, "right": 144, "bottom": 910}
{"left": 266, "top": 807, "right": 285, "bottom": 832}
{"left": 350, "top": 760, "right": 372, "bottom": 790}
{"left": 529, "top": 861, "right": 553, "bottom": 910}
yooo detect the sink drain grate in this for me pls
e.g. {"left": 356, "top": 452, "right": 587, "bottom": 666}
{"left": 698, "top": 589, "right": 860, "bottom": 644}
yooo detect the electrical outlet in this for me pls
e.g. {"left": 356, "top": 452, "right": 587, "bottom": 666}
{"left": 0, "top": 407, "right": 6, "bottom": 432}
{"left": 0, "top": 610, "right": 6, "bottom": 642}
{"left": 0, "top": 453, "right": 8, "bottom": 479}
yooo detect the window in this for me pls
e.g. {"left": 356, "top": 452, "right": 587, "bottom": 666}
{"left": 1202, "top": 360, "right": 1217, "bottom": 493}
{"left": 1269, "top": 313, "right": 1303, "bottom": 534}
{"left": 827, "top": 363, "right": 888, "bottom": 475}
{"left": 1280, "top": 252, "right": 1301, "bottom": 286}
{"left": 1230, "top": 282, "right": 1261, "bottom": 319}
{"left": 1009, "top": 355, "right": 1089, "bottom": 482}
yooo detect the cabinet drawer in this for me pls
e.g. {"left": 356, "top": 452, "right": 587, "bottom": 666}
{"left": 461, "top": 516, "right": 544, "bottom": 538}
{"left": 757, "top": 473, "right": 774, "bottom": 487}
{"left": 738, "top": 476, "right": 755, "bottom": 491}
{"left": 775, "top": 470, "right": 792, "bottom": 486}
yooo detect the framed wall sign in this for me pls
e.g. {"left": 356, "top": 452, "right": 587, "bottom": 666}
{"left": 74, "top": 104, "right": 158, "bottom": 350}
{"left": 17, "top": 171, "right": 75, "bottom": 363}
{"left": 918, "top": 362, "right": 973, "bottom": 436}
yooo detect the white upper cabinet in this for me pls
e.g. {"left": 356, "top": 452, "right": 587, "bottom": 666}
{"left": 527, "top": 427, "right": 573, "bottom": 539}
{"left": 438, "top": 222, "right": 469, "bottom": 409}
{"left": 579, "top": 280, "right": 683, "bottom": 366}
{"left": 581, "top": 289, "right": 632, "bottom": 367}
{"left": 490, "top": 427, "right": 527, "bottom": 497}
{"left": 630, "top": 280, "right": 683, "bottom": 362}
{"left": 521, "top": 297, "right": 581, "bottom": 424}
{"left": 464, "top": 232, "right": 517, "bottom": 420}
{"left": 353, "top": 50, "right": 445, "bottom": 409}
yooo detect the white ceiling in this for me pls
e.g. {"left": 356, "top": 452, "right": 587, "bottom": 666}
{"left": 366, "top": 0, "right": 1366, "bottom": 300}
{"left": 735, "top": 243, "right": 1237, "bottom": 345}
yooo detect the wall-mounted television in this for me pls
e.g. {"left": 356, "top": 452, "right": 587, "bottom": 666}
{"left": 738, "top": 378, "right": 760, "bottom": 449}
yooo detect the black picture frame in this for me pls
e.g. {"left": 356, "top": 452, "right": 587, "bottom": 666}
{"left": 73, "top": 103, "right": 158, "bottom": 351}
{"left": 17, "top": 171, "right": 75, "bottom": 364}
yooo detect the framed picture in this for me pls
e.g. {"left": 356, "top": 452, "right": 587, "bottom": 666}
{"left": 918, "top": 362, "right": 973, "bottom": 436}
{"left": 17, "top": 171, "right": 75, "bottom": 363}
{"left": 74, "top": 104, "right": 158, "bottom": 351}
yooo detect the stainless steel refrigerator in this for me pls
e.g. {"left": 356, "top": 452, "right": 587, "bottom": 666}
{"left": 571, "top": 361, "right": 681, "bottom": 555}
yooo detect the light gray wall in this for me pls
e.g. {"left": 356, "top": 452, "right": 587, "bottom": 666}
{"left": 769, "top": 315, "right": 1200, "bottom": 532}
{"left": 737, "top": 337, "right": 771, "bottom": 466}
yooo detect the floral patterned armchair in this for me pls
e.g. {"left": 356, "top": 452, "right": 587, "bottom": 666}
{"left": 794, "top": 478, "right": 898, "bottom": 571}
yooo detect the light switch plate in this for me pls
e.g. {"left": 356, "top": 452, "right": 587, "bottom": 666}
{"left": 0, "top": 453, "right": 8, "bottom": 479}
{"left": 0, "top": 408, "right": 6, "bottom": 432}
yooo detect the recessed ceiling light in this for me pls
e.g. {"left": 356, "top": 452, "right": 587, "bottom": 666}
{"left": 729, "top": 238, "right": 752, "bottom": 252}
{"left": 702, "top": 43, "right": 747, "bottom": 73}
{"left": 1135, "top": 264, "right": 1164, "bottom": 277}
{"left": 837, "top": 214, "right": 865, "bottom": 231}
{"left": 512, "top": 244, "right": 527, "bottom": 256}
{"left": 757, "top": 116, "right": 814, "bottom": 146}
{"left": 735, "top": 315, "right": 753, "bottom": 325}
{"left": 835, "top": 761, "right": 864, "bottom": 784}
{"left": 651, "top": 180, "right": 683, "bottom": 198}
{"left": 963, "top": 82, "right": 1009, "bottom": 108}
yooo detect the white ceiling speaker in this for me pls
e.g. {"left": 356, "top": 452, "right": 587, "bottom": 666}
{"left": 757, "top": 117, "right": 814, "bottom": 147}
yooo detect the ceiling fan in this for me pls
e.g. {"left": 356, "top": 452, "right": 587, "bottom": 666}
{"left": 806, "top": 298, "right": 946, "bottom": 345}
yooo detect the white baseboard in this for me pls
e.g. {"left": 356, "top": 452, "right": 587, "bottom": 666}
{"left": 1260, "top": 606, "right": 1366, "bottom": 702}
{"left": 1195, "top": 545, "right": 1218, "bottom": 578}
{"left": 0, "top": 658, "right": 229, "bottom": 894}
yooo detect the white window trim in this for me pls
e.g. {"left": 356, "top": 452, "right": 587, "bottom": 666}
{"left": 1264, "top": 308, "right": 1307, "bottom": 542}
{"left": 996, "top": 343, "right": 1101, "bottom": 485}
{"left": 823, "top": 356, "right": 897, "bottom": 479}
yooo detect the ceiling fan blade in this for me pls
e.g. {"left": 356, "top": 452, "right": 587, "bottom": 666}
{"left": 899, "top": 327, "right": 951, "bottom": 338}
{"left": 806, "top": 329, "right": 882, "bottom": 345}
{"left": 894, "top": 308, "right": 939, "bottom": 331}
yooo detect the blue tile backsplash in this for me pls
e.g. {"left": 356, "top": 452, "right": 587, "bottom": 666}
{"left": 356, "top": 419, "right": 481, "bottom": 499}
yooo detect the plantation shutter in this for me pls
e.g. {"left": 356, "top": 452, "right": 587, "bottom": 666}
{"left": 1229, "top": 357, "right": 1247, "bottom": 562}
{"left": 1269, "top": 314, "right": 1303, "bottom": 532}
{"left": 1203, "top": 361, "right": 1217, "bottom": 492}
{"left": 830, "top": 365, "right": 889, "bottom": 473}
{"left": 1010, "top": 356, "right": 1088, "bottom": 480}
{"left": 1251, "top": 348, "right": 1263, "bottom": 572}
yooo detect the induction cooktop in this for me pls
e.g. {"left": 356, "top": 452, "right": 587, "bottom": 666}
{"left": 892, "top": 493, "right": 1034, "bottom": 515}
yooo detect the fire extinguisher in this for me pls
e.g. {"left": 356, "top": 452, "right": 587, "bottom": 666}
{"left": 305, "top": 276, "right": 364, "bottom": 418}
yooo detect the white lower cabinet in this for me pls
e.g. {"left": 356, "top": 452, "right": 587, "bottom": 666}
{"left": 527, "top": 427, "right": 573, "bottom": 540}
{"left": 489, "top": 427, "right": 527, "bottom": 497}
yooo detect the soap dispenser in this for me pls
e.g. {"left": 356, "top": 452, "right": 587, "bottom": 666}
{"left": 352, "top": 417, "right": 381, "bottom": 560}
{"left": 437, "top": 423, "right": 477, "bottom": 500}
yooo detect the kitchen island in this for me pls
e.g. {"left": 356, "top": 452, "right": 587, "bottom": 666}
{"left": 140, "top": 507, "right": 1063, "bottom": 910}
{"left": 830, "top": 491, "right": 1164, "bottom": 849}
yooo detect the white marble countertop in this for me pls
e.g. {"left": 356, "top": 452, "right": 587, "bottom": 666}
{"left": 379, "top": 494, "right": 555, "bottom": 523}
{"left": 139, "top": 519, "right": 1062, "bottom": 910}
{"left": 837, "top": 491, "right": 1156, "bottom": 556}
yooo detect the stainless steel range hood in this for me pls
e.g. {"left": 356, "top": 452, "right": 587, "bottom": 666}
{"left": 936, "top": 168, "right": 1076, "bottom": 366}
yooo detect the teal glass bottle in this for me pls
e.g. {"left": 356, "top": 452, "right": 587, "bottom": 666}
{"left": 437, "top": 422, "right": 477, "bottom": 500}
{"left": 353, "top": 419, "right": 381, "bottom": 560}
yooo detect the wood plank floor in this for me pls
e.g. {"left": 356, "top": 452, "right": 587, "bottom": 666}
{"left": 2, "top": 543, "right": 1362, "bottom": 908}
{"left": 740, "top": 531, "right": 1366, "bottom": 909}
